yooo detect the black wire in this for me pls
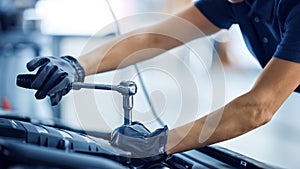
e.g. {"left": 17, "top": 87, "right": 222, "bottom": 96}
{"left": 105, "top": 0, "right": 164, "bottom": 127}
{"left": 133, "top": 64, "right": 164, "bottom": 126}
{"left": 105, "top": 0, "right": 121, "bottom": 35}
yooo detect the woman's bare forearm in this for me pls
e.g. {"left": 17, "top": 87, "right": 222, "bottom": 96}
{"left": 77, "top": 5, "right": 220, "bottom": 75}
{"left": 167, "top": 58, "right": 300, "bottom": 154}
{"left": 166, "top": 92, "right": 268, "bottom": 154}
{"left": 77, "top": 30, "right": 182, "bottom": 75}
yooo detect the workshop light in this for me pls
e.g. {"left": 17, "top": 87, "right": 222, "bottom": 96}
{"left": 35, "top": 0, "right": 115, "bottom": 35}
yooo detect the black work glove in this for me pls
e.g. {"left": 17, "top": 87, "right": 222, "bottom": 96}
{"left": 110, "top": 121, "right": 168, "bottom": 161}
{"left": 25, "top": 56, "right": 85, "bottom": 105}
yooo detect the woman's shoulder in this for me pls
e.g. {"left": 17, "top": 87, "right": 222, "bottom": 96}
{"left": 277, "top": 0, "right": 300, "bottom": 23}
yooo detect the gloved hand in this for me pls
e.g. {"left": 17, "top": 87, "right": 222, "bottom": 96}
{"left": 110, "top": 121, "right": 168, "bottom": 161}
{"left": 24, "top": 55, "right": 85, "bottom": 105}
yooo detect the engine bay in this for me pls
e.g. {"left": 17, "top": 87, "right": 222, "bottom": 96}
{"left": 0, "top": 116, "right": 274, "bottom": 169}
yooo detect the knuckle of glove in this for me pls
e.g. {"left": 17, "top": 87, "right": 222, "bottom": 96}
{"left": 27, "top": 57, "right": 50, "bottom": 71}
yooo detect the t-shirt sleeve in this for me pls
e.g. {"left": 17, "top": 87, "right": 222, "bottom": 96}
{"left": 273, "top": 3, "right": 300, "bottom": 63}
{"left": 194, "top": 0, "right": 236, "bottom": 29}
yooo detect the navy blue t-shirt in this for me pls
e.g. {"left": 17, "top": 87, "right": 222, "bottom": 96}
{"left": 195, "top": 0, "right": 300, "bottom": 92}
